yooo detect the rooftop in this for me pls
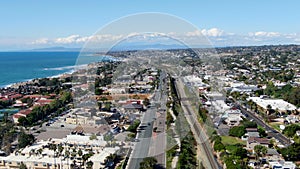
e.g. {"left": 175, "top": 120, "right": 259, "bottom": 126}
{"left": 248, "top": 97, "right": 297, "bottom": 111}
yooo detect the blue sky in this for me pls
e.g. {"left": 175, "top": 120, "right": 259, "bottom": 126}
{"left": 1, "top": 0, "right": 300, "bottom": 50}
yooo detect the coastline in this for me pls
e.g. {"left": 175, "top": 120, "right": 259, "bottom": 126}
{"left": 0, "top": 71, "right": 74, "bottom": 90}
{"left": 0, "top": 64, "right": 90, "bottom": 90}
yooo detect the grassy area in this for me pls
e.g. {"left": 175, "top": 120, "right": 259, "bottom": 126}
{"left": 269, "top": 122, "right": 282, "bottom": 131}
{"left": 221, "top": 136, "right": 246, "bottom": 146}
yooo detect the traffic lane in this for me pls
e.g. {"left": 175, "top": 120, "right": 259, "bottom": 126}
{"left": 239, "top": 105, "right": 291, "bottom": 145}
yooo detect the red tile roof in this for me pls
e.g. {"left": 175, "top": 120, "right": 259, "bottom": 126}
{"left": 248, "top": 137, "right": 269, "bottom": 145}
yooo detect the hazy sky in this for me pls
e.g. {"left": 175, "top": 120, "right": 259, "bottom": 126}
{"left": 1, "top": 0, "right": 300, "bottom": 50}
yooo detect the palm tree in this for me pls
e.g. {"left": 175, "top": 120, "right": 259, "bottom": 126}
{"left": 64, "top": 148, "right": 70, "bottom": 169}
{"left": 77, "top": 149, "right": 83, "bottom": 167}
{"left": 82, "top": 154, "right": 90, "bottom": 168}
{"left": 37, "top": 148, "right": 43, "bottom": 156}
{"left": 254, "top": 145, "right": 267, "bottom": 167}
{"left": 104, "top": 153, "right": 117, "bottom": 167}
{"left": 86, "top": 161, "right": 93, "bottom": 169}
{"left": 49, "top": 144, "right": 57, "bottom": 168}
{"left": 57, "top": 144, "right": 64, "bottom": 169}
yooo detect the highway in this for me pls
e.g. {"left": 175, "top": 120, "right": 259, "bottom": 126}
{"left": 126, "top": 101, "right": 157, "bottom": 169}
{"left": 148, "top": 71, "right": 168, "bottom": 167}
{"left": 235, "top": 102, "right": 291, "bottom": 145}
{"left": 127, "top": 71, "right": 167, "bottom": 169}
{"left": 175, "top": 78, "right": 221, "bottom": 169}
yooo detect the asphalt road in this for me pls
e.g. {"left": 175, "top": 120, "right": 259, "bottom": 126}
{"left": 126, "top": 106, "right": 156, "bottom": 169}
{"left": 235, "top": 103, "right": 291, "bottom": 145}
{"left": 127, "top": 71, "right": 167, "bottom": 169}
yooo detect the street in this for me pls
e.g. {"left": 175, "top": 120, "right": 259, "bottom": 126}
{"left": 127, "top": 71, "right": 167, "bottom": 169}
{"left": 236, "top": 103, "right": 291, "bottom": 145}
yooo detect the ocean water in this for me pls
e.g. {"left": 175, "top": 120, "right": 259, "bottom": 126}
{"left": 0, "top": 52, "right": 112, "bottom": 88}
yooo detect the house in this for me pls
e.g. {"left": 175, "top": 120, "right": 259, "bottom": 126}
{"left": 265, "top": 148, "right": 282, "bottom": 162}
{"left": 34, "top": 99, "right": 53, "bottom": 106}
{"left": 12, "top": 109, "right": 32, "bottom": 123}
{"left": 122, "top": 103, "right": 143, "bottom": 113}
{"left": 247, "top": 137, "right": 269, "bottom": 150}
{"left": 269, "top": 161, "right": 296, "bottom": 169}
{"left": 243, "top": 128, "right": 260, "bottom": 140}
{"left": 223, "top": 109, "right": 244, "bottom": 126}
{"left": 246, "top": 128, "right": 258, "bottom": 132}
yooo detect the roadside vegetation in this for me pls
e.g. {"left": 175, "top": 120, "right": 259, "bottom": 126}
{"left": 177, "top": 132, "right": 197, "bottom": 169}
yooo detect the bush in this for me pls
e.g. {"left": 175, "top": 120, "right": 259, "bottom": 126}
{"left": 283, "top": 124, "right": 300, "bottom": 137}
{"left": 127, "top": 120, "right": 141, "bottom": 133}
{"left": 229, "top": 126, "right": 246, "bottom": 138}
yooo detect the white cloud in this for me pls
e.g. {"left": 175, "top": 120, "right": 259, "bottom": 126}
{"left": 249, "top": 31, "right": 280, "bottom": 37}
{"left": 31, "top": 38, "right": 50, "bottom": 45}
{"left": 201, "top": 28, "right": 224, "bottom": 37}
{"left": 54, "top": 35, "right": 82, "bottom": 44}
{"left": 186, "top": 28, "right": 224, "bottom": 37}
{"left": 29, "top": 29, "right": 300, "bottom": 49}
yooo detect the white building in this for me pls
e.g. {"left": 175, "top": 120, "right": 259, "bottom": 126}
{"left": 247, "top": 97, "right": 297, "bottom": 113}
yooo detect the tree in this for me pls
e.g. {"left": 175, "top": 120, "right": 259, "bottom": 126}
{"left": 77, "top": 149, "right": 83, "bottom": 166}
{"left": 198, "top": 107, "right": 208, "bottom": 122}
{"left": 65, "top": 148, "right": 70, "bottom": 168}
{"left": 233, "top": 147, "right": 248, "bottom": 159}
{"left": 95, "top": 88, "right": 104, "bottom": 95}
{"left": 18, "top": 131, "right": 35, "bottom": 148}
{"left": 258, "top": 127, "right": 267, "bottom": 137}
{"left": 78, "top": 149, "right": 83, "bottom": 156}
{"left": 49, "top": 144, "right": 57, "bottom": 168}
{"left": 283, "top": 124, "right": 300, "bottom": 137}
{"left": 82, "top": 153, "right": 93, "bottom": 168}
{"left": 143, "top": 98, "right": 150, "bottom": 107}
{"left": 18, "top": 116, "right": 29, "bottom": 126}
{"left": 214, "top": 141, "right": 225, "bottom": 152}
{"left": 86, "top": 161, "right": 93, "bottom": 169}
{"left": 127, "top": 120, "right": 141, "bottom": 133}
{"left": 254, "top": 145, "right": 267, "bottom": 161}
{"left": 140, "top": 157, "right": 158, "bottom": 169}
{"left": 229, "top": 126, "right": 246, "bottom": 138}
{"left": 19, "top": 162, "right": 28, "bottom": 169}
{"left": 266, "top": 104, "right": 273, "bottom": 115}
{"left": 242, "top": 121, "right": 257, "bottom": 128}
{"left": 279, "top": 143, "right": 300, "bottom": 161}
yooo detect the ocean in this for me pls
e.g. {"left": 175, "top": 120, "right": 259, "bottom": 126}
{"left": 0, "top": 52, "right": 112, "bottom": 88}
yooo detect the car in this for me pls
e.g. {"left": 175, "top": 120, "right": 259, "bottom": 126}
{"left": 60, "top": 125, "right": 65, "bottom": 127}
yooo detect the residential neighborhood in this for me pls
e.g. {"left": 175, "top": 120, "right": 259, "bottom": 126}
{"left": 0, "top": 45, "right": 299, "bottom": 169}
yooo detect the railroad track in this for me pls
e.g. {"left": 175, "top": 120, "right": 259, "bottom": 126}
{"left": 181, "top": 103, "right": 220, "bottom": 169}
{"left": 175, "top": 79, "right": 220, "bottom": 169}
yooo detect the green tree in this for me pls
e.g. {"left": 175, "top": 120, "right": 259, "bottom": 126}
{"left": 279, "top": 143, "right": 300, "bottom": 161}
{"left": 143, "top": 98, "right": 150, "bottom": 107}
{"left": 233, "top": 147, "right": 248, "bottom": 159}
{"left": 283, "top": 124, "right": 300, "bottom": 137}
{"left": 229, "top": 126, "right": 246, "bottom": 138}
{"left": 19, "top": 162, "right": 28, "bottom": 169}
{"left": 18, "top": 131, "right": 35, "bottom": 148}
{"left": 254, "top": 145, "right": 267, "bottom": 160}
{"left": 140, "top": 157, "right": 158, "bottom": 169}
{"left": 86, "top": 161, "right": 93, "bottom": 169}
{"left": 127, "top": 120, "right": 141, "bottom": 133}
{"left": 214, "top": 141, "right": 225, "bottom": 152}
{"left": 258, "top": 127, "right": 267, "bottom": 137}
